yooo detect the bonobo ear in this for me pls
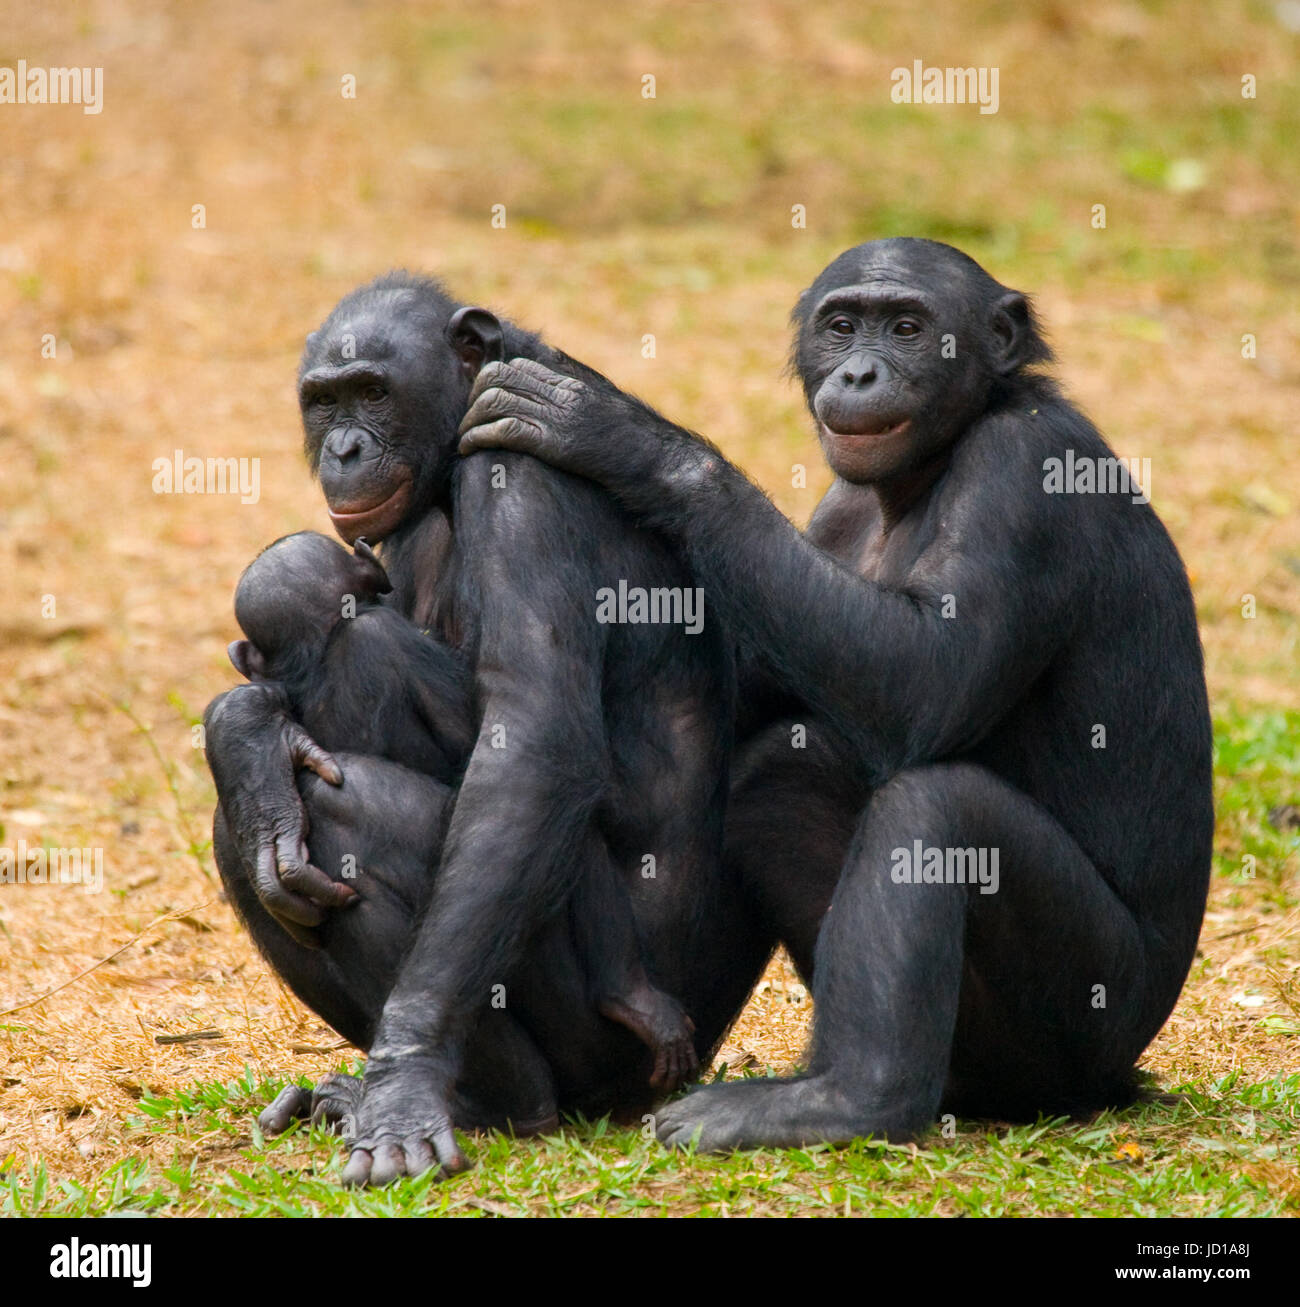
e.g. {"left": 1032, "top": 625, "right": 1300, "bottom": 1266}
{"left": 989, "top": 291, "right": 1049, "bottom": 375}
{"left": 228, "top": 639, "right": 268, "bottom": 682}
{"left": 352, "top": 538, "right": 394, "bottom": 596}
{"left": 446, "top": 306, "right": 504, "bottom": 382}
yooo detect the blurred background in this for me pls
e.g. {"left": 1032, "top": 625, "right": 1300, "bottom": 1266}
{"left": 0, "top": 1, "right": 1297, "bottom": 1188}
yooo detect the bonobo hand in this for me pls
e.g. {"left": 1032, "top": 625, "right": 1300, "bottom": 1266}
{"left": 457, "top": 357, "right": 599, "bottom": 476}
{"left": 339, "top": 1056, "right": 467, "bottom": 1186}
{"left": 457, "top": 357, "right": 714, "bottom": 515}
{"left": 204, "top": 682, "right": 353, "bottom": 946}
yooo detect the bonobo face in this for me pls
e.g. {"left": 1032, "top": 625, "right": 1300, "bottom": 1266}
{"left": 793, "top": 239, "right": 1038, "bottom": 485}
{"left": 300, "top": 287, "right": 501, "bottom": 544}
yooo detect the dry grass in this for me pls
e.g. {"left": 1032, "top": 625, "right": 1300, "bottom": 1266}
{"left": 0, "top": 0, "right": 1297, "bottom": 1202}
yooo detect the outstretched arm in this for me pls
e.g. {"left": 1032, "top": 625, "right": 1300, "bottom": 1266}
{"left": 458, "top": 359, "right": 1073, "bottom": 776}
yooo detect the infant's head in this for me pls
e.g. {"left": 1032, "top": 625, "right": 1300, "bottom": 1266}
{"left": 228, "top": 531, "right": 391, "bottom": 682}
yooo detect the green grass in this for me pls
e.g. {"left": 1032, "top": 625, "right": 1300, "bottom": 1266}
{"left": 4, "top": 708, "right": 1297, "bottom": 1217}
{"left": 3, "top": 1069, "right": 1297, "bottom": 1216}
{"left": 1212, "top": 705, "right": 1300, "bottom": 906}
{"left": 362, "top": 2, "right": 1300, "bottom": 293}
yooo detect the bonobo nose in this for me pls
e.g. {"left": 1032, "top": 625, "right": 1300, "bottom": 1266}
{"left": 325, "top": 427, "right": 365, "bottom": 465}
{"left": 841, "top": 362, "right": 878, "bottom": 387}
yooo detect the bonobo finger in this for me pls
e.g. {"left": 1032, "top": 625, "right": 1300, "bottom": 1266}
{"left": 497, "top": 356, "right": 586, "bottom": 396}
{"left": 258, "top": 1084, "right": 311, "bottom": 1136}
{"left": 286, "top": 724, "right": 342, "bottom": 786}
{"left": 311, "top": 1072, "right": 363, "bottom": 1129}
{"left": 463, "top": 357, "right": 569, "bottom": 405}
{"left": 457, "top": 384, "right": 553, "bottom": 437}
{"left": 253, "top": 844, "right": 324, "bottom": 938}
{"left": 465, "top": 358, "right": 507, "bottom": 404}
{"left": 368, "top": 1142, "right": 408, "bottom": 1187}
{"left": 340, "top": 1148, "right": 374, "bottom": 1187}
{"left": 432, "top": 1122, "right": 468, "bottom": 1176}
{"left": 455, "top": 384, "right": 508, "bottom": 434}
{"left": 275, "top": 831, "right": 355, "bottom": 909}
{"left": 458, "top": 417, "right": 545, "bottom": 458}
{"left": 457, "top": 367, "right": 578, "bottom": 436}
{"left": 402, "top": 1136, "right": 436, "bottom": 1178}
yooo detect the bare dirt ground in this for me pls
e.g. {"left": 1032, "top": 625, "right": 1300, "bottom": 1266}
{"left": 0, "top": 1, "right": 1297, "bottom": 1186}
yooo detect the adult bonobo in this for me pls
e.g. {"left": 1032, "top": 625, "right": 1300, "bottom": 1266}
{"left": 204, "top": 274, "right": 771, "bottom": 1184}
{"left": 459, "top": 238, "right": 1214, "bottom": 1151}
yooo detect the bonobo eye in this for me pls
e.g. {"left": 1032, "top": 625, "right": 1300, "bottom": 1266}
{"left": 827, "top": 317, "right": 855, "bottom": 336}
{"left": 313, "top": 392, "right": 336, "bottom": 410}
{"left": 364, "top": 385, "right": 387, "bottom": 403}
{"left": 893, "top": 319, "right": 921, "bottom": 338}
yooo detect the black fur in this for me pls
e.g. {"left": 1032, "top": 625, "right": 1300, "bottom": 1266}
{"left": 205, "top": 275, "right": 770, "bottom": 1182}
{"left": 455, "top": 238, "right": 1215, "bottom": 1152}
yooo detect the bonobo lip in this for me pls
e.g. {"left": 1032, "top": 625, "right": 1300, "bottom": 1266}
{"left": 326, "top": 478, "right": 413, "bottom": 544}
{"left": 819, "top": 418, "right": 911, "bottom": 441}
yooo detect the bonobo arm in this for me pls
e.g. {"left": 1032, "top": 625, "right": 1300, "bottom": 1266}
{"left": 458, "top": 359, "right": 1076, "bottom": 777}
{"left": 203, "top": 681, "right": 353, "bottom": 945}
{"left": 340, "top": 456, "right": 612, "bottom": 1186}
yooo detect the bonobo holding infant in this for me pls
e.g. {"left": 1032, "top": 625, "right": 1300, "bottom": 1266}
{"left": 229, "top": 528, "right": 701, "bottom": 1092}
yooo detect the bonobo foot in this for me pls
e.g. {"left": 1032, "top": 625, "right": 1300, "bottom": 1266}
{"left": 654, "top": 1074, "right": 929, "bottom": 1152}
{"left": 259, "top": 1067, "right": 558, "bottom": 1164}
{"left": 259, "top": 1071, "right": 362, "bottom": 1136}
{"left": 333, "top": 1056, "right": 466, "bottom": 1187}
{"left": 599, "top": 985, "right": 699, "bottom": 1092}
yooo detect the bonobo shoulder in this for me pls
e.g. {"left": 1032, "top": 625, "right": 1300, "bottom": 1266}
{"left": 455, "top": 448, "right": 607, "bottom": 544}
{"left": 329, "top": 602, "right": 413, "bottom": 649}
{"left": 952, "top": 383, "right": 1104, "bottom": 497}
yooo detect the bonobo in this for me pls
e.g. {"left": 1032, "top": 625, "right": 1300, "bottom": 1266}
{"left": 204, "top": 274, "right": 769, "bottom": 1185}
{"left": 459, "top": 237, "right": 1214, "bottom": 1152}
{"left": 230, "top": 532, "right": 471, "bottom": 783}
{"left": 228, "top": 528, "right": 699, "bottom": 1087}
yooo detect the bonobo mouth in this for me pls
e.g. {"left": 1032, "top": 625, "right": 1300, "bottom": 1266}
{"left": 819, "top": 418, "right": 911, "bottom": 442}
{"left": 326, "top": 478, "right": 413, "bottom": 544}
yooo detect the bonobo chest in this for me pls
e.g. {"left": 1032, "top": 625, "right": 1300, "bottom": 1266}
{"left": 807, "top": 480, "right": 938, "bottom": 587}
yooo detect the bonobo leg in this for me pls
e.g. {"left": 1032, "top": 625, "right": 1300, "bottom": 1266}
{"left": 216, "top": 753, "right": 557, "bottom": 1138}
{"left": 568, "top": 831, "right": 698, "bottom": 1092}
{"left": 725, "top": 720, "right": 868, "bottom": 981}
{"left": 658, "top": 762, "right": 1148, "bottom": 1151}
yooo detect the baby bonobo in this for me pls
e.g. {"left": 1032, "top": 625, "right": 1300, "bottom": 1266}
{"left": 229, "top": 531, "right": 473, "bottom": 784}
{"left": 229, "top": 530, "right": 699, "bottom": 1089}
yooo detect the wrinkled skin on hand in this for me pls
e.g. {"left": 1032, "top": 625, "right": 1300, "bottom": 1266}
{"left": 456, "top": 357, "right": 594, "bottom": 471}
{"left": 204, "top": 682, "right": 353, "bottom": 946}
{"left": 457, "top": 357, "right": 724, "bottom": 522}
